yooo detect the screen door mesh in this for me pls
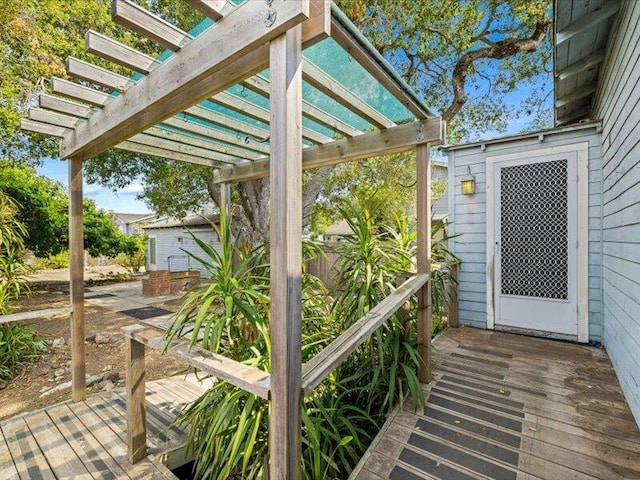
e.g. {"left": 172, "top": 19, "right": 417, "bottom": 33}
{"left": 500, "top": 159, "right": 568, "bottom": 299}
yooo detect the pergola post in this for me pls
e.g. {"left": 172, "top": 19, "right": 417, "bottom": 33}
{"left": 268, "top": 25, "right": 303, "bottom": 479}
{"left": 68, "top": 157, "right": 86, "bottom": 401}
{"left": 219, "top": 182, "right": 231, "bottom": 213}
{"left": 416, "top": 144, "right": 432, "bottom": 383}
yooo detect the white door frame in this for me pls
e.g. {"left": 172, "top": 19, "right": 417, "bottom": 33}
{"left": 486, "top": 142, "right": 589, "bottom": 342}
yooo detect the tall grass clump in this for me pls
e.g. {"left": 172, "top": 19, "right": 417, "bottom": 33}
{"left": 0, "top": 192, "right": 45, "bottom": 382}
{"left": 166, "top": 205, "right": 458, "bottom": 479}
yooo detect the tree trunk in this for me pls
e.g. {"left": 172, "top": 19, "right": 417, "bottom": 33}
{"left": 208, "top": 169, "right": 331, "bottom": 246}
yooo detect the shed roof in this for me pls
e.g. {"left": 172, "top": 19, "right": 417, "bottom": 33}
{"left": 554, "top": 0, "right": 621, "bottom": 126}
{"left": 143, "top": 214, "right": 219, "bottom": 230}
{"left": 20, "top": 0, "right": 443, "bottom": 183}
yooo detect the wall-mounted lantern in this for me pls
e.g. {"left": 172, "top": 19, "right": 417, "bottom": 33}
{"left": 461, "top": 165, "right": 476, "bottom": 195}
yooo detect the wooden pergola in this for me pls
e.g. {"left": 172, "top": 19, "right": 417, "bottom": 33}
{"left": 20, "top": 1, "right": 444, "bottom": 477}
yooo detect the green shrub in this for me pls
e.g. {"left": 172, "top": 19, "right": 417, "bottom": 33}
{"left": 0, "top": 323, "right": 47, "bottom": 382}
{"left": 167, "top": 206, "right": 459, "bottom": 479}
{"left": 114, "top": 235, "right": 146, "bottom": 273}
{"left": 31, "top": 250, "right": 70, "bottom": 270}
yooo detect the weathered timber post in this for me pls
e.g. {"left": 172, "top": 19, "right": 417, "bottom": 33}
{"left": 416, "top": 144, "right": 432, "bottom": 383}
{"left": 269, "top": 24, "right": 304, "bottom": 479}
{"left": 125, "top": 332, "right": 147, "bottom": 463}
{"left": 220, "top": 181, "right": 231, "bottom": 213}
{"left": 69, "top": 157, "right": 86, "bottom": 401}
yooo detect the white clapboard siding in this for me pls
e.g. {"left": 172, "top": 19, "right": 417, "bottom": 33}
{"left": 445, "top": 125, "right": 603, "bottom": 342}
{"left": 147, "top": 226, "right": 221, "bottom": 276}
{"left": 591, "top": 0, "right": 640, "bottom": 426}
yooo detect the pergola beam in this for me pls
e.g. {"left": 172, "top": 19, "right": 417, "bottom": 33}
{"left": 66, "top": 56, "right": 134, "bottom": 92}
{"left": 60, "top": 0, "right": 312, "bottom": 161}
{"left": 111, "top": 0, "right": 192, "bottom": 51}
{"left": 51, "top": 77, "right": 111, "bottom": 107}
{"left": 115, "top": 141, "right": 222, "bottom": 167}
{"left": 20, "top": 119, "right": 71, "bottom": 137}
{"left": 162, "top": 117, "right": 269, "bottom": 155}
{"left": 29, "top": 109, "right": 80, "bottom": 130}
{"left": 129, "top": 132, "right": 242, "bottom": 164}
{"left": 214, "top": 91, "right": 332, "bottom": 144}
{"left": 302, "top": 59, "right": 395, "bottom": 129}
{"left": 181, "top": 105, "right": 269, "bottom": 141}
{"left": 145, "top": 125, "right": 262, "bottom": 159}
{"left": 241, "top": 75, "right": 362, "bottom": 137}
{"left": 85, "top": 30, "right": 159, "bottom": 74}
{"left": 40, "top": 94, "right": 92, "bottom": 118}
{"left": 185, "top": 0, "right": 235, "bottom": 21}
{"left": 556, "top": 0, "right": 620, "bottom": 44}
{"left": 214, "top": 118, "right": 444, "bottom": 183}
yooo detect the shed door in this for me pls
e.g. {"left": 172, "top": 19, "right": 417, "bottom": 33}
{"left": 493, "top": 152, "right": 578, "bottom": 336}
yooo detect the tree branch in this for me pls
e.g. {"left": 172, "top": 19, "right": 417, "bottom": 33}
{"left": 442, "top": 18, "right": 550, "bottom": 121}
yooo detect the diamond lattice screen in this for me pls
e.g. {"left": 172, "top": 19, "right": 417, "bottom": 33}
{"left": 500, "top": 159, "right": 568, "bottom": 299}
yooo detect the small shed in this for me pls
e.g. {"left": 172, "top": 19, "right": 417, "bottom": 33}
{"left": 443, "top": 123, "right": 602, "bottom": 344}
{"left": 142, "top": 214, "right": 221, "bottom": 274}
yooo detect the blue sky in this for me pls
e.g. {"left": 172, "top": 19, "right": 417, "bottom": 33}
{"left": 37, "top": 160, "right": 150, "bottom": 214}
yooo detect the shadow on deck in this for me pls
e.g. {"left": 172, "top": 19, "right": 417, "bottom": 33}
{"left": 352, "top": 327, "right": 640, "bottom": 480}
{"left": 0, "top": 376, "right": 208, "bottom": 480}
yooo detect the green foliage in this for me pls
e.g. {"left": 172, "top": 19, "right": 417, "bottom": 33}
{"left": 166, "top": 205, "right": 460, "bottom": 479}
{"left": 114, "top": 235, "right": 147, "bottom": 273}
{"left": 31, "top": 251, "right": 70, "bottom": 270}
{"left": 0, "top": 192, "right": 45, "bottom": 382}
{"left": 0, "top": 323, "right": 47, "bottom": 382}
{"left": 0, "top": 192, "right": 30, "bottom": 312}
{"left": 0, "top": 161, "right": 134, "bottom": 258}
{"left": 0, "top": 161, "right": 67, "bottom": 257}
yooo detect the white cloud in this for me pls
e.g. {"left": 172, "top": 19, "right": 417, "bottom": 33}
{"left": 84, "top": 185, "right": 107, "bottom": 197}
{"left": 117, "top": 184, "right": 145, "bottom": 196}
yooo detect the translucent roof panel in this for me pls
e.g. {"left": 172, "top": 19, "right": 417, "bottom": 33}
{"left": 302, "top": 37, "right": 414, "bottom": 124}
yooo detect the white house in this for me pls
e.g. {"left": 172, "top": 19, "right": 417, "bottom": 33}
{"left": 142, "top": 214, "right": 221, "bottom": 275}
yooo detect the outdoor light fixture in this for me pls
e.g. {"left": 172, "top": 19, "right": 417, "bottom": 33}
{"left": 461, "top": 165, "right": 476, "bottom": 195}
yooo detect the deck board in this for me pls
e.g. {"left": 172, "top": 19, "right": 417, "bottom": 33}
{"left": 353, "top": 327, "right": 640, "bottom": 480}
{"left": 0, "top": 376, "right": 206, "bottom": 479}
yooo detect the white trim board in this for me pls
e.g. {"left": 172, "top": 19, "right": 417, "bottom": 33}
{"left": 485, "top": 142, "right": 589, "bottom": 343}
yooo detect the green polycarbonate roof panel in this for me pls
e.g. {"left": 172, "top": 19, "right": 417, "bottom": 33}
{"left": 114, "top": 1, "right": 432, "bottom": 163}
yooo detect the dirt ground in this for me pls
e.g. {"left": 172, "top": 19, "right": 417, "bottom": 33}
{"left": 0, "top": 271, "right": 190, "bottom": 421}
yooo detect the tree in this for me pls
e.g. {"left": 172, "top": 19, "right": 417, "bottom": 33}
{"left": 3, "top": 0, "right": 552, "bottom": 243}
{"left": 0, "top": 161, "right": 132, "bottom": 258}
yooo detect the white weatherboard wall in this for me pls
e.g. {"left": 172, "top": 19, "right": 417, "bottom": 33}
{"left": 444, "top": 124, "right": 603, "bottom": 342}
{"left": 147, "top": 227, "right": 221, "bottom": 275}
{"left": 592, "top": 0, "right": 640, "bottom": 426}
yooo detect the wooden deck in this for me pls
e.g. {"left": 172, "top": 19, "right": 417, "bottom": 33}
{"left": 352, "top": 327, "right": 640, "bottom": 480}
{"left": 0, "top": 376, "right": 207, "bottom": 479}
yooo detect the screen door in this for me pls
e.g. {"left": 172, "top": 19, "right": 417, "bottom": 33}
{"left": 493, "top": 152, "right": 578, "bottom": 336}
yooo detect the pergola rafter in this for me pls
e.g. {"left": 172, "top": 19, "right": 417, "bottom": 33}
{"left": 19, "top": 1, "right": 444, "bottom": 477}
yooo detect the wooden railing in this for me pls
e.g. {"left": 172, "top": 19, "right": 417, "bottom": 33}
{"left": 0, "top": 307, "right": 72, "bottom": 324}
{"left": 301, "top": 274, "right": 428, "bottom": 394}
{"left": 122, "top": 274, "right": 430, "bottom": 464}
{"left": 122, "top": 324, "right": 271, "bottom": 463}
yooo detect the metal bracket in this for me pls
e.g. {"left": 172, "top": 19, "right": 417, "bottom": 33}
{"left": 416, "top": 122, "right": 425, "bottom": 142}
{"left": 265, "top": 7, "right": 277, "bottom": 27}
